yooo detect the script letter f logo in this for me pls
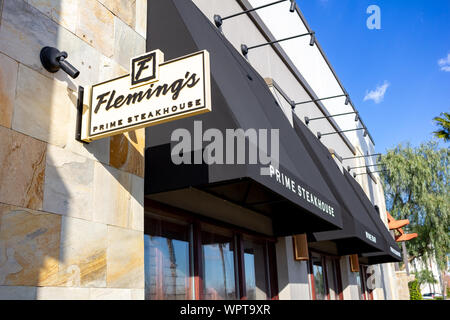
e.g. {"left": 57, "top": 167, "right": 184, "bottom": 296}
{"left": 131, "top": 51, "right": 158, "bottom": 86}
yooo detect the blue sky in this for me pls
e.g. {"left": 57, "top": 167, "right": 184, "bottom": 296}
{"left": 296, "top": 0, "right": 450, "bottom": 153}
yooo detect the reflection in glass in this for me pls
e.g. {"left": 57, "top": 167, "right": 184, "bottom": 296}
{"left": 312, "top": 257, "right": 326, "bottom": 300}
{"left": 356, "top": 271, "right": 363, "bottom": 300}
{"left": 144, "top": 216, "right": 191, "bottom": 300}
{"left": 326, "top": 259, "right": 338, "bottom": 300}
{"left": 201, "top": 224, "right": 236, "bottom": 300}
{"left": 243, "top": 238, "right": 268, "bottom": 300}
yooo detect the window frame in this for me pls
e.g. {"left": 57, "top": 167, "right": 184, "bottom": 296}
{"left": 360, "top": 265, "right": 374, "bottom": 300}
{"left": 308, "top": 249, "right": 344, "bottom": 300}
{"left": 144, "top": 199, "right": 278, "bottom": 300}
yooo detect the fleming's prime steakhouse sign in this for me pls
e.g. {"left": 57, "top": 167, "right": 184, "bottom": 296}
{"left": 81, "top": 50, "right": 211, "bottom": 142}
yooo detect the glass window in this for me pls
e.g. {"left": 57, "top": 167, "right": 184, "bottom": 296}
{"left": 144, "top": 215, "right": 192, "bottom": 300}
{"left": 312, "top": 255, "right": 327, "bottom": 300}
{"left": 143, "top": 208, "right": 276, "bottom": 300}
{"left": 326, "top": 259, "right": 338, "bottom": 300}
{"left": 355, "top": 271, "right": 364, "bottom": 300}
{"left": 201, "top": 224, "right": 237, "bottom": 300}
{"left": 243, "top": 237, "right": 269, "bottom": 300}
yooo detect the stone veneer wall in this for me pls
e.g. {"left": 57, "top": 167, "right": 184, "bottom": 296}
{"left": 0, "top": 0, "right": 147, "bottom": 300}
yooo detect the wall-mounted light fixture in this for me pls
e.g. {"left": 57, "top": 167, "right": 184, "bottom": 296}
{"left": 40, "top": 46, "right": 80, "bottom": 79}
{"left": 353, "top": 170, "right": 389, "bottom": 178}
{"left": 292, "top": 93, "right": 349, "bottom": 109}
{"left": 304, "top": 111, "right": 358, "bottom": 125}
{"left": 347, "top": 163, "right": 383, "bottom": 172}
{"left": 241, "top": 31, "right": 315, "bottom": 57}
{"left": 317, "top": 127, "right": 366, "bottom": 140}
{"left": 341, "top": 153, "right": 381, "bottom": 161}
{"left": 214, "top": 0, "right": 295, "bottom": 28}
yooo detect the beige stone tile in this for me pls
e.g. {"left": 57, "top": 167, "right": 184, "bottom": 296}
{"left": 92, "top": 162, "right": 144, "bottom": 231}
{"left": 0, "top": 52, "right": 18, "bottom": 129}
{"left": 0, "top": 285, "right": 37, "bottom": 300}
{"left": 27, "top": 0, "right": 78, "bottom": 33}
{"left": 113, "top": 16, "right": 145, "bottom": 70}
{"left": 131, "top": 288, "right": 144, "bottom": 300}
{"left": 56, "top": 217, "right": 107, "bottom": 288}
{"left": 0, "top": 0, "right": 58, "bottom": 76}
{"left": 106, "top": 226, "right": 144, "bottom": 289}
{"left": 43, "top": 144, "right": 95, "bottom": 220}
{"left": 37, "top": 286, "right": 90, "bottom": 300}
{"left": 129, "top": 174, "right": 144, "bottom": 232}
{"left": 99, "top": 0, "right": 136, "bottom": 28}
{"left": 90, "top": 287, "right": 132, "bottom": 300}
{"left": 135, "top": 0, "right": 147, "bottom": 39}
{"left": 76, "top": 0, "right": 114, "bottom": 58}
{"left": 64, "top": 101, "right": 111, "bottom": 166}
{"left": 109, "top": 128, "right": 145, "bottom": 178}
{"left": 98, "top": 54, "right": 128, "bottom": 83}
{"left": 0, "top": 204, "right": 61, "bottom": 286}
{"left": 12, "top": 64, "right": 74, "bottom": 147}
{"left": 0, "top": 127, "right": 46, "bottom": 210}
{"left": 0, "top": 0, "right": 104, "bottom": 92}
{"left": 93, "top": 162, "right": 131, "bottom": 228}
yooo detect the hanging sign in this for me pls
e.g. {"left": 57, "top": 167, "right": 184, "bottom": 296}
{"left": 80, "top": 49, "right": 211, "bottom": 142}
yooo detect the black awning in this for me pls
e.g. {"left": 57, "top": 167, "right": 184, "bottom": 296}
{"left": 291, "top": 114, "right": 384, "bottom": 255}
{"left": 144, "top": 0, "right": 343, "bottom": 236}
{"left": 342, "top": 171, "right": 402, "bottom": 264}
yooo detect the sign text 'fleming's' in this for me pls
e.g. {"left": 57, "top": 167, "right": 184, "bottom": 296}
{"left": 81, "top": 49, "right": 211, "bottom": 142}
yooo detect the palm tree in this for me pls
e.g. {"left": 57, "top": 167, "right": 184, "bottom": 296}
{"left": 433, "top": 112, "right": 450, "bottom": 142}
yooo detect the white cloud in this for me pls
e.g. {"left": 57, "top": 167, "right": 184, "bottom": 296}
{"left": 438, "top": 53, "right": 450, "bottom": 72}
{"left": 364, "top": 81, "right": 390, "bottom": 104}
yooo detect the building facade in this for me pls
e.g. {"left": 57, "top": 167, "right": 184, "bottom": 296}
{"left": 0, "top": 0, "right": 403, "bottom": 300}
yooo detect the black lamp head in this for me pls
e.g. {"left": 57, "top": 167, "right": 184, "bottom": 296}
{"left": 317, "top": 132, "right": 322, "bottom": 140}
{"left": 309, "top": 32, "right": 316, "bottom": 46}
{"left": 40, "top": 46, "right": 80, "bottom": 79}
{"left": 304, "top": 116, "right": 310, "bottom": 125}
{"left": 214, "top": 14, "right": 223, "bottom": 28}
{"left": 289, "top": 0, "right": 296, "bottom": 12}
{"left": 345, "top": 94, "right": 350, "bottom": 105}
{"left": 241, "top": 44, "right": 249, "bottom": 57}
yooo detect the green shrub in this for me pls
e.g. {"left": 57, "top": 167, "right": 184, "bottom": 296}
{"left": 434, "top": 296, "right": 443, "bottom": 300}
{"left": 408, "top": 280, "right": 423, "bottom": 300}
{"left": 447, "top": 286, "right": 450, "bottom": 298}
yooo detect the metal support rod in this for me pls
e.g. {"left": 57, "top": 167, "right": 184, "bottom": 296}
{"left": 223, "top": 0, "right": 286, "bottom": 20}
{"left": 294, "top": 93, "right": 348, "bottom": 106}
{"left": 317, "top": 127, "right": 366, "bottom": 140}
{"left": 353, "top": 170, "right": 388, "bottom": 177}
{"left": 250, "top": 32, "right": 313, "bottom": 50}
{"left": 305, "top": 111, "right": 358, "bottom": 125}
{"left": 214, "top": 0, "right": 293, "bottom": 28}
{"left": 348, "top": 164, "right": 382, "bottom": 170}
{"left": 342, "top": 153, "right": 382, "bottom": 161}
{"left": 242, "top": 31, "right": 315, "bottom": 56}
{"left": 75, "top": 86, "right": 88, "bottom": 144}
